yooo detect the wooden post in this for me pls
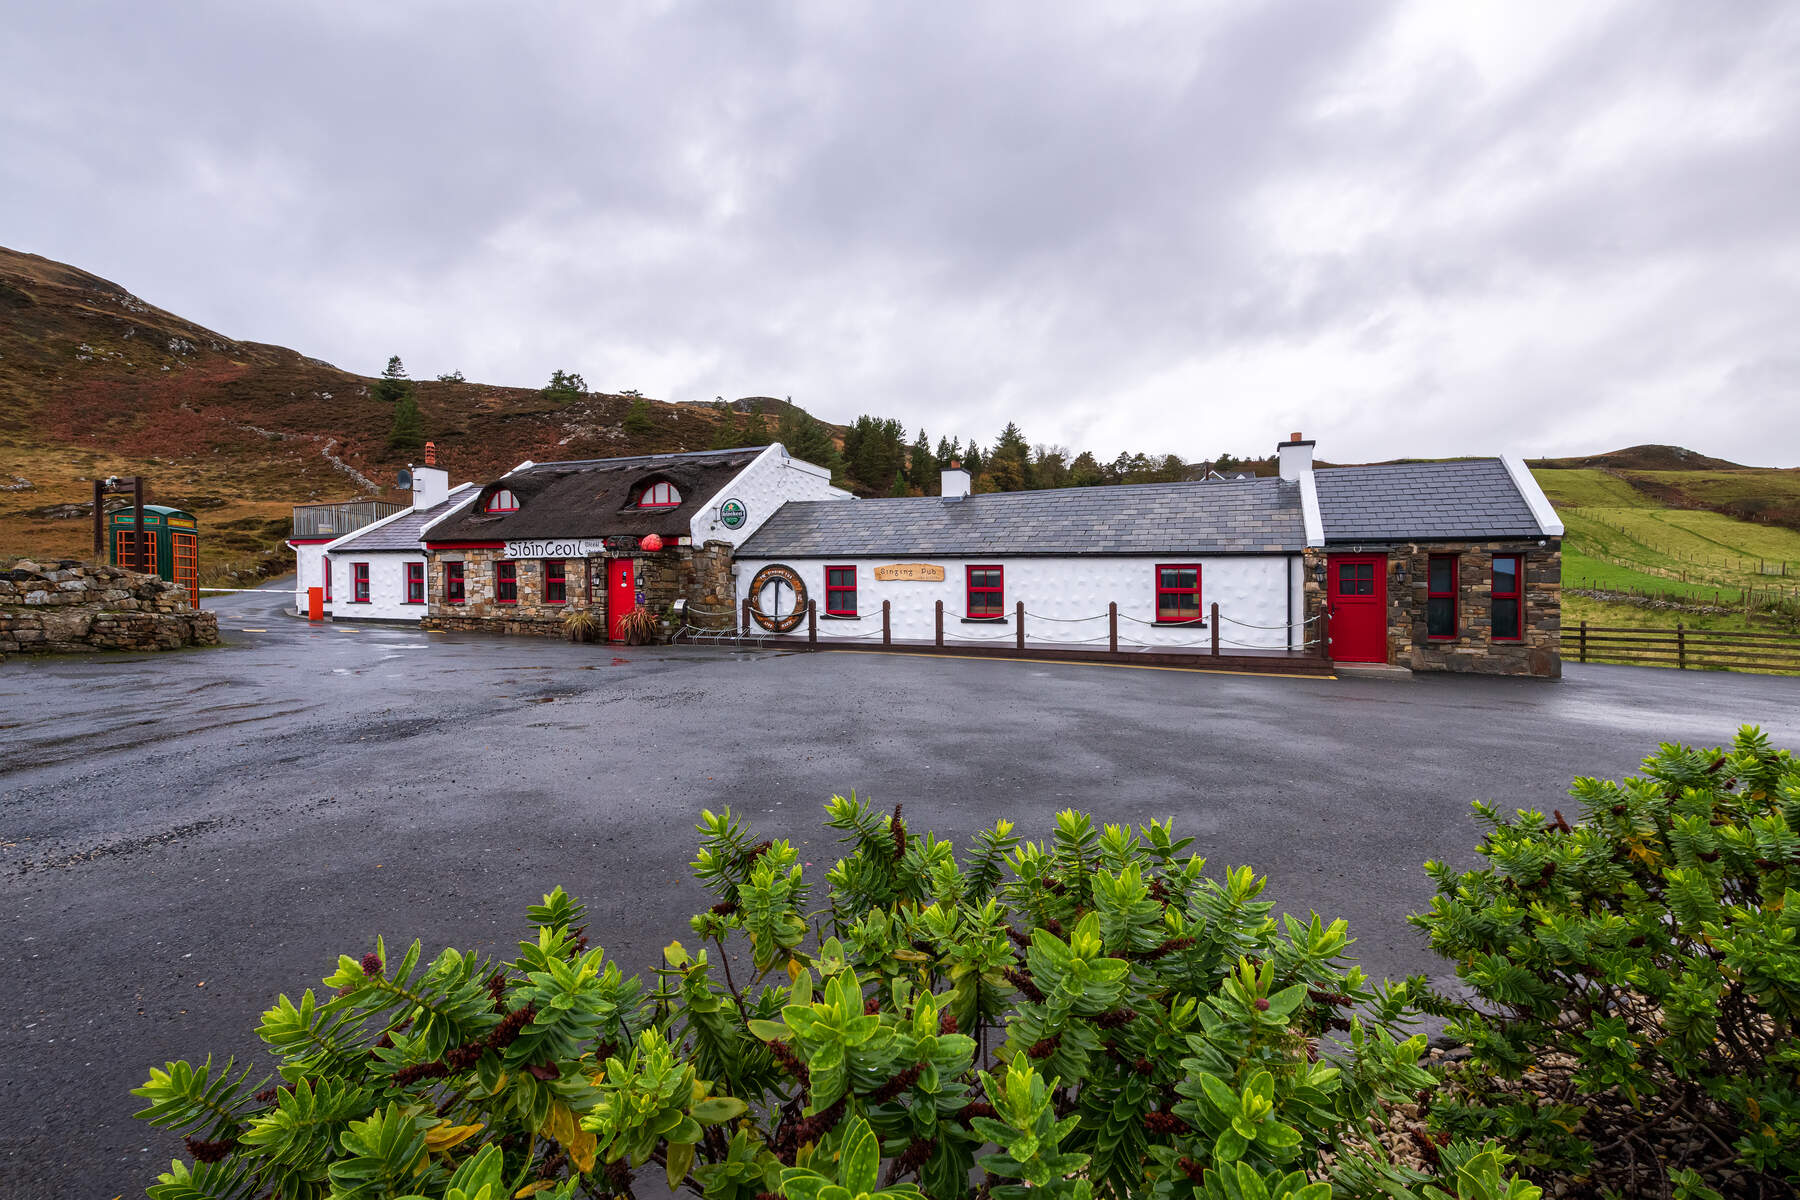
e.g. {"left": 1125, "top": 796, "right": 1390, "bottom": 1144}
{"left": 1210, "top": 602, "right": 1220, "bottom": 656}
{"left": 882, "top": 600, "right": 891, "bottom": 646}
{"left": 1677, "top": 621, "right": 1686, "bottom": 670}
{"left": 935, "top": 600, "right": 944, "bottom": 647}
{"left": 92, "top": 479, "right": 104, "bottom": 556}
{"left": 808, "top": 599, "right": 816, "bottom": 647}
{"left": 1579, "top": 619, "right": 1588, "bottom": 663}
{"left": 1109, "top": 602, "right": 1118, "bottom": 654}
{"left": 1016, "top": 601, "right": 1025, "bottom": 652}
{"left": 133, "top": 476, "right": 147, "bottom": 574}
{"left": 1318, "top": 605, "right": 1330, "bottom": 660}
{"left": 742, "top": 597, "right": 751, "bottom": 636}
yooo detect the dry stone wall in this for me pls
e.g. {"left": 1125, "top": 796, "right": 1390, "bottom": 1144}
{"left": 0, "top": 559, "right": 219, "bottom": 661}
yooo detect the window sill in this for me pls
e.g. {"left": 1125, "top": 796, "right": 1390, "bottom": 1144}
{"left": 961, "top": 616, "right": 1008, "bottom": 624}
{"left": 1153, "top": 620, "right": 1207, "bottom": 628}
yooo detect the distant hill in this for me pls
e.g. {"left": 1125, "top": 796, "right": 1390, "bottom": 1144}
{"left": 0, "top": 246, "right": 822, "bottom": 578}
{"left": 1529, "top": 444, "right": 1749, "bottom": 471}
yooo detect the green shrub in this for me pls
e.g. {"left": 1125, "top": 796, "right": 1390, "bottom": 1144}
{"left": 132, "top": 801, "right": 1533, "bottom": 1199}
{"left": 1413, "top": 726, "right": 1800, "bottom": 1196}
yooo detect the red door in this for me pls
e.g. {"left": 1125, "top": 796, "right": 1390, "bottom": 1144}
{"left": 1327, "top": 554, "right": 1387, "bottom": 662}
{"left": 607, "top": 558, "right": 635, "bottom": 641}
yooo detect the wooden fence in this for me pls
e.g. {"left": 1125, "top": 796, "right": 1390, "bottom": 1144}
{"left": 1569, "top": 622, "right": 1800, "bottom": 673}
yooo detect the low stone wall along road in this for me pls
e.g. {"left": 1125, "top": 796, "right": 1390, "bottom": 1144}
{"left": 4, "top": 585, "right": 1798, "bottom": 1199}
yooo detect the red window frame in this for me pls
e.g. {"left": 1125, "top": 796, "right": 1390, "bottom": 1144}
{"left": 483, "top": 488, "right": 519, "bottom": 513}
{"left": 825, "top": 566, "right": 857, "bottom": 616}
{"left": 496, "top": 560, "right": 518, "bottom": 604}
{"left": 1154, "top": 563, "right": 1203, "bottom": 624}
{"left": 323, "top": 554, "right": 332, "bottom": 601}
{"left": 445, "top": 561, "right": 465, "bottom": 604}
{"left": 543, "top": 560, "right": 567, "bottom": 605}
{"left": 1427, "top": 554, "right": 1458, "bottom": 639}
{"left": 636, "top": 480, "right": 681, "bottom": 508}
{"left": 405, "top": 562, "right": 425, "bottom": 604}
{"left": 352, "top": 562, "right": 370, "bottom": 603}
{"left": 966, "top": 565, "right": 1004, "bottom": 619}
{"left": 1491, "top": 554, "right": 1523, "bottom": 641}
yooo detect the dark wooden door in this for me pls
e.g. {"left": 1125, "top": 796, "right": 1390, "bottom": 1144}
{"left": 1327, "top": 554, "right": 1387, "bottom": 662}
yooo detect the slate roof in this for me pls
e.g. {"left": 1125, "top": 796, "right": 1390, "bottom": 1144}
{"left": 737, "top": 478, "right": 1308, "bottom": 558}
{"left": 1314, "top": 459, "right": 1544, "bottom": 542}
{"left": 327, "top": 485, "right": 482, "bottom": 552}
{"left": 425, "top": 448, "right": 765, "bottom": 542}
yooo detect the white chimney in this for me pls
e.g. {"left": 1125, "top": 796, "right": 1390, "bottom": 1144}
{"left": 940, "top": 460, "right": 971, "bottom": 501}
{"left": 1277, "top": 431, "right": 1314, "bottom": 481}
{"left": 411, "top": 462, "right": 449, "bottom": 510}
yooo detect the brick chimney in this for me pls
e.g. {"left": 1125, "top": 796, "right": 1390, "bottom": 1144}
{"left": 1277, "top": 432, "right": 1315, "bottom": 482}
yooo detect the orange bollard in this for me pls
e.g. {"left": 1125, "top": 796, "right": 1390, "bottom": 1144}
{"left": 307, "top": 586, "right": 324, "bottom": 622}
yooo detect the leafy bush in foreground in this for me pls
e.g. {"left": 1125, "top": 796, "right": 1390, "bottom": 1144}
{"left": 133, "top": 802, "right": 1531, "bottom": 1199}
{"left": 1414, "top": 726, "right": 1800, "bottom": 1197}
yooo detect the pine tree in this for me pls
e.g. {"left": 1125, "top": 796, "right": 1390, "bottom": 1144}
{"left": 990, "top": 422, "right": 1032, "bottom": 491}
{"left": 888, "top": 471, "right": 911, "bottom": 498}
{"left": 1069, "top": 451, "right": 1104, "bottom": 487}
{"left": 542, "top": 369, "right": 586, "bottom": 403}
{"left": 623, "top": 397, "right": 656, "bottom": 435}
{"left": 709, "top": 406, "right": 743, "bottom": 449}
{"left": 387, "top": 393, "right": 424, "bottom": 453}
{"left": 740, "top": 403, "right": 771, "bottom": 444}
{"left": 372, "top": 355, "right": 411, "bottom": 405}
{"left": 777, "top": 405, "right": 840, "bottom": 473}
{"left": 909, "top": 428, "right": 938, "bottom": 493}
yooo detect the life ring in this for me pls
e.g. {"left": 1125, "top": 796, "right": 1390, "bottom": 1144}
{"left": 749, "top": 564, "right": 807, "bottom": 633}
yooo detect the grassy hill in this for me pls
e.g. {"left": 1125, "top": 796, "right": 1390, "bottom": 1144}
{"left": 1531, "top": 465, "right": 1800, "bottom": 655}
{"left": 0, "top": 246, "right": 788, "bottom": 583}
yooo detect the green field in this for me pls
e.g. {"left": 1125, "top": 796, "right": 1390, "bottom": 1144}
{"left": 1532, "top": 466, "right": 1800, "bottom": 671}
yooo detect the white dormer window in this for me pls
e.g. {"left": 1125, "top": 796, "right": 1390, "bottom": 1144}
{"left": 637, "top": 481, "right": 681, "bottom": 508}
{"left": 484, "top": 489, "right": 519, "bottom": 513}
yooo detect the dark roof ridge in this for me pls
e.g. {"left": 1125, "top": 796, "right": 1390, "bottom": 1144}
{"left": 506, "top": 445, "right": 769, "bottom": 473}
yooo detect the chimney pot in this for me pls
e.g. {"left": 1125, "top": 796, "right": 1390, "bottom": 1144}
{"left": 424, "top": 441, "right": 437, "bottom": 466}
{"left": 1289, "top": 431, "right": 1302, "bottom": 442}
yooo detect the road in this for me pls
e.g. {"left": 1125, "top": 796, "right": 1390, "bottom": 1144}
{"left": 4, "top": 585, "right": 1797, "bottom": 1199}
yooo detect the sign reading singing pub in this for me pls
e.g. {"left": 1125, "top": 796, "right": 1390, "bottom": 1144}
{"left": 872, "top": 563, "right": 946, "bottom": 582}
{"left": 504, "top": 538, "right": 607, "bottom": 559}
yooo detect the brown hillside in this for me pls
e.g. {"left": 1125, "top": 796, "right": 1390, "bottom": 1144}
{"left": 0, "top": 246, "right": 800, "bottom": 580}
{"left": 1528, "top": 444, "right": 1747, "bottom": 471}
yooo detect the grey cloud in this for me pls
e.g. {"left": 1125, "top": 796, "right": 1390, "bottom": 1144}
{"left": 2, "top": 0, "right": 1795, "bottom": 464}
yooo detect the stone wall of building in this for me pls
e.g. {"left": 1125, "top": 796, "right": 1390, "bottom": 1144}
{"left": 0, "top": 559, "right": 220, "bottom": 661}
{"left": 423, "top": 544, "right": 735, "bottom": 638}
{"left": 1386, "top": 540, "right": 1561, "bottom": 677}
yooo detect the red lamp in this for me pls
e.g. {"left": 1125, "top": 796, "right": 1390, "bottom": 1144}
{"left": 639, "top": 533, "right": 665, "bottom": 552}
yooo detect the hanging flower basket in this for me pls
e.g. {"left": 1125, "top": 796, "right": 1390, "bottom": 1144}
{"left": 640, "top": 534, "right": 665, "bottom": 552}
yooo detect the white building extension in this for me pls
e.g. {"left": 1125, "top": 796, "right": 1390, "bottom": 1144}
{"left": 318, "top": 465, "right": 477, "bottom": 622}
{"left": 733, "top": 463, "right": 1316, "bottom": 652}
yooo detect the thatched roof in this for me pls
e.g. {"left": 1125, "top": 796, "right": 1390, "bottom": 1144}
{"left": 426, "top": 447, "right": 765, "bottom": 542}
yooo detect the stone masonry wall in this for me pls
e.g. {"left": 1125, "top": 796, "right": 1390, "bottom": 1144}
{"left": 1388, "top": 541, "right": 1561, "bottom": 677}
{"left": 424, "top": 545, "right": 733, "bottom": 638}
{"left": 0, "top": 558, "right": 220, "bottom": 661}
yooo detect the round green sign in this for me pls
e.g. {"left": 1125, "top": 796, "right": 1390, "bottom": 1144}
{"left": 719, "top": 498, "right": 747, "bottom": 530}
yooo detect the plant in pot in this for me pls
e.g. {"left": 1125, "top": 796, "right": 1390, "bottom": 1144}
{"left": 615, "top": 604, "right": 660, "bottom": 646}
{"left": 562, "top": 606, "right": 603, "bottom": 644}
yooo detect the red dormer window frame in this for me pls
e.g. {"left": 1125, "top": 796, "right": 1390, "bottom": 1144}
{"left": 484, "top": 488, "right": 519, "bottom": 513}
{"left": 636, "top": 480, "right": 681, "bottom": 509}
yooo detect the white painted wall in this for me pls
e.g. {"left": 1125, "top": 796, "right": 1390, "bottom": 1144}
{"left": 325, "top": 551, "right": 429, "bottom": 622}
{"left": 289, "top": 542, "right": 331, "bottom": 611}
{"left": 731, "top": 554, "right": 1310, "bottom": 651}
{"left": 691, "top": 444, "right": 852, "bottom": 549}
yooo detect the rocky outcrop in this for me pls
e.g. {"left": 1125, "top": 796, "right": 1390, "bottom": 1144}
{"left": 0, "top": 559, "right": 219, "bottom": 661}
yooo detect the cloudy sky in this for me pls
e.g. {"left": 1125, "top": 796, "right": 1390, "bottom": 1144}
{"left": 5, "top": 1, "right": 1796, "bottom": 465}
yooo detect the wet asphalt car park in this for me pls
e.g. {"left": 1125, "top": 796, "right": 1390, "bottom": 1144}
{"left": 4, "top": 585, "right": 1798, "bottom": 1199}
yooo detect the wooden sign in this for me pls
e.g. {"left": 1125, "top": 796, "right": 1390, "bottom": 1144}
{"left": 873, "top": 563, "right": 945, "bottom": 582}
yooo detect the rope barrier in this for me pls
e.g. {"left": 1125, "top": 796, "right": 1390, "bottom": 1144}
{"left": 1019, "top": 610, "right": 1107, "bottom": 624}
{"left": 1216, "top": 612, "right": 1319, "bottom": 630}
